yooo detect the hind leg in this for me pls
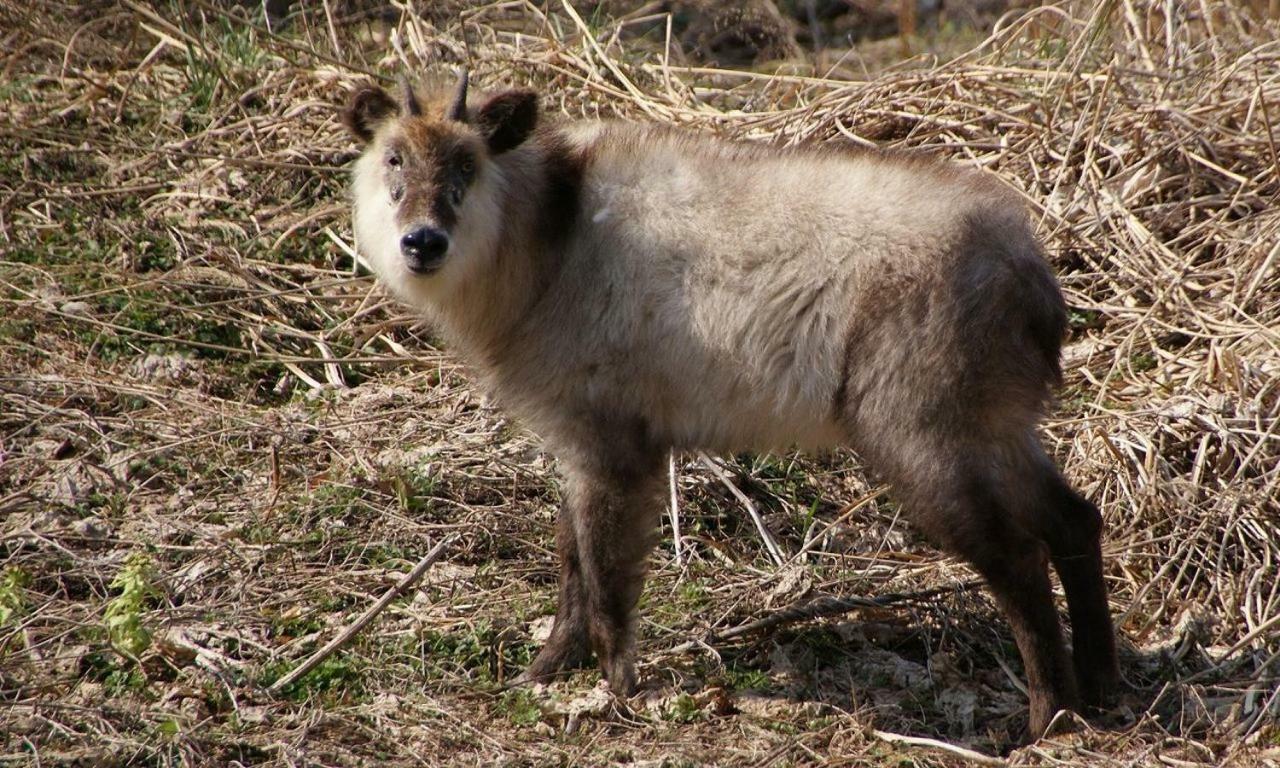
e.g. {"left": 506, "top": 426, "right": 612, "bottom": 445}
{"left": 880, "top": 439, "right": 1079, "bottom": 737}
{"left": 930, "top": 480, "right": 1079, "bottom": 736}
{"left": 1027, "top": 461, "right": 1119, "bottom": 707}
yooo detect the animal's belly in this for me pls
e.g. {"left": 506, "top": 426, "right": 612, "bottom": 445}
{"left": 643, "top": 363, "right": 847, "bottom": 453}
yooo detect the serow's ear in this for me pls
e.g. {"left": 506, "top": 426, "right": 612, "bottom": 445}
{"left": 475, "top": 90, "right": 538, "bottom": 154}
{"left": 342, "top": 84, "right": 398, "bottom": 144}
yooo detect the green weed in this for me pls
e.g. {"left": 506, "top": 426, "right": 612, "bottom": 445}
{"left": 311, "top": 482, "right": 368, "bottom": 517}
{"left": 261, "top": 653, "right": 368, "bottom": 703}
{"left": 497, "top": 688, "right": 543, "bottom": 727}
{"left": 267, "top": 610, "right": 325, "bottom": 642}
{"left": 647, "top": 577, "right": 711, "bottom": 627}
{"left": 0, "top": 567, "right": 28, "bottom": 628}
{"left": 1131, "top": 353, "right": 1158, "bottom": 373}
{"left": 418, "top": 621, "right": 536, "bottom": 683}
{"left": 182, "top": 16, "right": 266, "bottom": 116}
{"left": 388, "top": 465, "right": 439, "bottom": 516}
{"left": 724, "top": 664, "right": 771, "bottom": 692}
{"left": 105, "top": 552, "right": 157, "bottom": 659}
{"left": 0, "top": 74, "right": 41, "bottom": 102}
{"left": 82, "top": 648, "right": 150, "bottom": 696}
{"left": 663, "top": 693, "right": 703, "bottom": 724}
{"left": 1068, "top": 308, "right": 1103, "bottom": 332}
{"left": 0, "top": 317, "right": 36, "bottom": 344}
{"left": 103, "top": 665, "right": 149, "bottom": 696}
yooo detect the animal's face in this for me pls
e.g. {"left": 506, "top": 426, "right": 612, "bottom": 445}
{"left": 342, "top": 75, "right": 538, "bottom": 303}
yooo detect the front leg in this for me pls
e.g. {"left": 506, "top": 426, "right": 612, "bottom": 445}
{"left": 522, "top": 447, "right": 664, "bottom": 693}
{"left": 571, "top": 463, "right": 664, "bottom": 692}
{"left": 518, "top": 500, "right": 592, "bottom": 683}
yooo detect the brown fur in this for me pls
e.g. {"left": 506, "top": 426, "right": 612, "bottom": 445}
{"left": 342, "top": 79, "right": 1119, "bottom": 740}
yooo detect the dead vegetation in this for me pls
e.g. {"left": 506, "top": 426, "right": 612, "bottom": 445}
{"left": 1, "top": 1, "right": 1278, "bottom": 765}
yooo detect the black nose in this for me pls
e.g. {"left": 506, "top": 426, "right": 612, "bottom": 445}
{"left": 399, "top": 227, "right": 449, "bottom": 273}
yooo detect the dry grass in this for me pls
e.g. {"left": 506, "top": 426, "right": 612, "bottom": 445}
{"left": 2, "top": 0, "right": 1278, "bottom": 765}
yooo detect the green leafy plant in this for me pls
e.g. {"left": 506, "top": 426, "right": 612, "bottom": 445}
{"left": 498, "top": 688, "right": 543, "bottom": 727}
{"left": 105, "top": 552, "right": 157, "bottom": 659}
{"left": 663, "top": 693, "right": 703, "bottom": 724}
{"left": 260, "top": 653, "right": 368, "bottom": 703}
{"left": 725, "top": 664, "right": 771, "bottom": 692}
{"left": 0, "top": 567, "right": 27, "bottom": 628}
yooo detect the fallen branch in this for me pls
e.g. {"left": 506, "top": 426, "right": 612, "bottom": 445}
{"left": 871, "top": 729, "right": 1005, "bottom": 765}
{"left": 268, "top": 534, "right": 459, "bottom": 694}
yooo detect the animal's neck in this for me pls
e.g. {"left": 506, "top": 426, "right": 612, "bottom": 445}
{"left": 435, "top": 136, "right": 570, "bottom": 370}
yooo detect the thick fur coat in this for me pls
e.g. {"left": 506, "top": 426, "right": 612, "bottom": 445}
{"left": 343, "top": 78, "right": 1118, "bottom": 739}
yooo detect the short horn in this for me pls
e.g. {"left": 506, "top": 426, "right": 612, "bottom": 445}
{"left": 398, "top": 74, "right": 422, "bottom": 117}
{"left": 448, "top": 68, "right": 469, "bottom": 122}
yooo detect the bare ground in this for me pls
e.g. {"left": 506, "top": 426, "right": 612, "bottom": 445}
{"left": 2, "top": 1, "right": 1279, "bottom": 766}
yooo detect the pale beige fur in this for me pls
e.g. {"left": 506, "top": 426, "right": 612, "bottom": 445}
{"left": 354, "top": 122, "right": 1043, "bottom": 458}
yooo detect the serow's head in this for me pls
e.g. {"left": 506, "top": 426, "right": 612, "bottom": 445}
{"left": 342, "top": 72, "right": 538, "bottom": 293}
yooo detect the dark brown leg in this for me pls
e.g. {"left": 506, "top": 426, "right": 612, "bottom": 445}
{"left": 908, "top": 472, "right": 1079, "bottom": 738}
{"left": 1037, "top": 473, "right": 1119, "bottom": 707}
{"left": 519, "top": 501, "right": 591, "bottom": 683}
{"left": 520, "top": 450, "right": 663, "bottom": 693}
{"left": 568, "top": 465, "right": 663, "bottom": 693}
{"left": 969, "top": 530, "right": 1079, "bottom": 737}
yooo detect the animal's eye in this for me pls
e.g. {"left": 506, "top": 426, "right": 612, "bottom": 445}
{"left": 460, "top": 159, "right": 474, "bottom": 175}
{"left": 387, "top": 152, "right": 402, "bottom": 168}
